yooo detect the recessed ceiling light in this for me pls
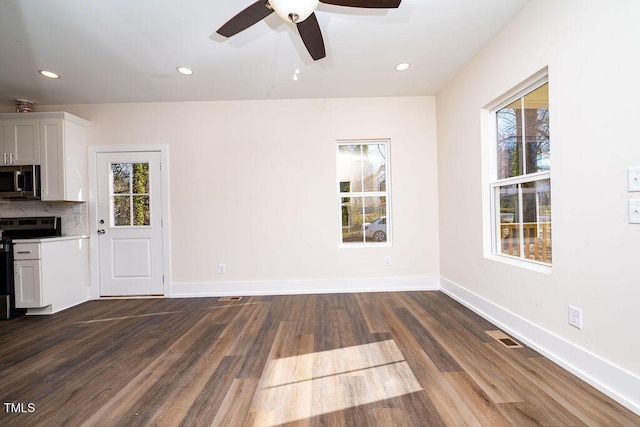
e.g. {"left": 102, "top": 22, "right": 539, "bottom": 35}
{"left": 395, "top": 63, "right": 411, "bottom": 72}
{"left": 38, "top": 70, "right": 60, "bottom": 79}
{"left": 177, "top": 67, "right": 193, "bottom": 75}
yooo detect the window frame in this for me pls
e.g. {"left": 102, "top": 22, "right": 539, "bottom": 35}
{"left": 484, "top": 70, "right": 552, "bottom": 271}
{"left": 336, "top": 139, "right": 392, "bottom": 248}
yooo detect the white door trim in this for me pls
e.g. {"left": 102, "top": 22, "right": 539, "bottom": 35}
{"left": 88, "top": 144, "right": 170, "bottom": 299}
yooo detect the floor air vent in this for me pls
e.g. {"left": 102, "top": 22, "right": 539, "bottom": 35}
{"left": 219, "top": 296, "right": 243, "bottom": 302}
{"left": 486, "top": 330, "right": 523, "bottom": 348}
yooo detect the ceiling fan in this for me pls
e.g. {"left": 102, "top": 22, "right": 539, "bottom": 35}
{"left": 217, "top": 0, "right": 402, "bottom": 61}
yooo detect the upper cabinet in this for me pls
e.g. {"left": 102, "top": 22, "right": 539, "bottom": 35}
{"left": 0, "top": 119, "right": 40, "bottom": 165}
{"left": 0, "top": 112, "right": 89, "bottom": 201}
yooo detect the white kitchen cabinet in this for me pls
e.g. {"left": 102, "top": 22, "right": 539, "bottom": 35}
{"left": 14, "top": 259, "right": 42, "bottom": 308}
{"left": 0, "top": 112, "right": 89, "bottom": 201}
{"left": 0, "top": 119, "right": 40, "bottom": 165}
{"left": 13, "top": 237, "right": 89, "bottom": 314}
{"left": 39, "top": 115, "right": 88, "bottom": 201}
{"left": 14, "top": 242, "right": 43, "bottom": 308}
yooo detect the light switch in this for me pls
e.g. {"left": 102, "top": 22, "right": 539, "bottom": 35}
{"left": 629, "top": 200, "right": 640, "bottom": 224}
{"left": 628, "top": 167, "right": 640, "bottom": 192}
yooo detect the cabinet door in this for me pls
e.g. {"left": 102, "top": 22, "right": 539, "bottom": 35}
{"left": 39, "top": 119, "right": 64, "bottom": 200}
{"left": 14, "top": 260, "right": 43, "bottom": 308}
{"left": 7, "top": 120, "right": 40, "bottom": 165}
{"left": 40, "top": 118, "right": 87, "bottom": 202}
{"left": 0, "top": 121, "right": 9, "bottom": 164}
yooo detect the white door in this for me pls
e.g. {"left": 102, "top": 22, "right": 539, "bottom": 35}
{"left": 96, "top": 152, "right": 164, "bottom": 296}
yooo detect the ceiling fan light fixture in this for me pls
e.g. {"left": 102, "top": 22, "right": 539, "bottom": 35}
{"left": 269, "top": 0, "right": 319, "bottom": 23}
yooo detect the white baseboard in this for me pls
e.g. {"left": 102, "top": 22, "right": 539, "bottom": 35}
{"left": 440, "top": 277, "right": 640, "bottom": 416}
{"left": 170, "top": 275, "right": 439, "bottom": 298}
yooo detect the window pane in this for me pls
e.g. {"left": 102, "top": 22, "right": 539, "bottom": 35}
{"left": 364, "top": 196, "right": 387, "bottom": 242}
{"left": 337, "top": 145, "right": 363, "bottom": 193}
{"left": 496, "top": 99, "right": 522, "bottom": 179}
{"left": 133, "top": 195, "right": 150, "bottom": 226}
{"left": 132, "top": 163, "right": 149, "bottom": 194}
{"left": 498, "top": 184, "right": 520, "bottom": 257}
{"left": 341, "top": 196, "right": 388, "bottom": 243}
{"left": 362, "top": 144, "right": 387, "bottom": 192}
{"left": 112, "top": 163, "right": 130, "bottom": 194}
{"left": 113, "top": 195, "right": 131, "bottom": 226}
{"left": 522, "top": 180, "right": 552, "bottom": 263}
{"left": 524, "top": 83, "right": 550, "bottom": 174}
{"left": 341, "top": 197, "right": 364, "bottom": 243}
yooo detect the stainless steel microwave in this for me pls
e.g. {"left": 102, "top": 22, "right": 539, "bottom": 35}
{"left": 0, "top": 165, "right": 41, "bottom": 199}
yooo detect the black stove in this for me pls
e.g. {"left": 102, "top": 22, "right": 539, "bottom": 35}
{"left": 0, "top": 216, "right": 62, "bottom": 240}
{"left": 0, "top": 216, "right": 62, "bottom": 319}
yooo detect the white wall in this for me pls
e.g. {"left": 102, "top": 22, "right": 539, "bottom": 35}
{"left": 40, "top": 96, "right": 439, "bottom": 293}
{"left": 437, "top": 0, "right": 640, "bottom": 411}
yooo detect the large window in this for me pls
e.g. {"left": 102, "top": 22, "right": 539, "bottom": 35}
{"left": 491, "top": 80, "right": 551, "bottom": 265}
{"left": 337, "top": 140, "right": 390, "bottom": 245}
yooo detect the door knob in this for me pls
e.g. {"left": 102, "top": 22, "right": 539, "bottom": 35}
{"left": 97, "top": 229, "right": 106, "bottom": 235}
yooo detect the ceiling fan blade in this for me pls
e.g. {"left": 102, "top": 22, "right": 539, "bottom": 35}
{"left": 297, "top": 13, "right": 326, "bottom": 61}
{"left": 217, "top": 1, "right": 275, "bottom": 37}
{"left": 320, "top": 0, "right": 401, "bottom": 7}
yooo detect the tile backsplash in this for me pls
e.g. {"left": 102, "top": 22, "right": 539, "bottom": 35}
{"left": 0, "top": 201, "right": 88, "bottom": 236}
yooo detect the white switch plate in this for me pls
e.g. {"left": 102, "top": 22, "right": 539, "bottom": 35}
{"left": 629, "top": 167, "right": 640, "bottom": 192}
{"left": 629, "top": 200, "right": 640, "bottom": 224}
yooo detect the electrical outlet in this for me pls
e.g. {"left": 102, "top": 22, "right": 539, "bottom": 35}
{"left": 384, "top": 256, "right": 391, "bottom": 266}
{"left": 629, "top": 200, "right": 640, "bottom": 224}
{"left": 218, "top": 264, "right": 226, "bottom": 275}
{"left": 568, "top": 305, "right": 582, "bottom": 329}
{"left": 628, "top": 167, "right": 640, "bottom": 192}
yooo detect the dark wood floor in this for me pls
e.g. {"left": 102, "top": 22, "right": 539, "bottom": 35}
{"left": 0, "top": 292, "right": 638, "bottom": 426}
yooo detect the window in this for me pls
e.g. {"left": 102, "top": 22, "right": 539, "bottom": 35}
{"left": 337, "top": 140, "right": 390, "bottom": 245}
{"left": 111, "top": 162, "right": 151, "bottom": 226}
{"left": 490, "top": 79, "right": 551, "bottom": 265}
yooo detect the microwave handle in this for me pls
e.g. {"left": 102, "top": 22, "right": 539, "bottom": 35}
{"left": 15, "top": 170, "right": 24, "bottom": 191}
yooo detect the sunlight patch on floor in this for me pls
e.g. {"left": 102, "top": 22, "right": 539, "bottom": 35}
{"left": 250, "top": 339, "right": 423, "bottom": 426}
{"left": 77, "top": 311, "right": 181, "bottom": 324}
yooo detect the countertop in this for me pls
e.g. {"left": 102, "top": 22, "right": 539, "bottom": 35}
{"left": 12, "top": 235, "right": 89, "bottom": 243}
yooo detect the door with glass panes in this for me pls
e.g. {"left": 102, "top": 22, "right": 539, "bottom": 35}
{"left": 96, "top": 151, "right": 164, "bottom": 296}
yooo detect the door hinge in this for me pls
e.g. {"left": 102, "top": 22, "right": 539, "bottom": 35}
{"left": 162, "top": 275, "right": 165, "bottom": 284}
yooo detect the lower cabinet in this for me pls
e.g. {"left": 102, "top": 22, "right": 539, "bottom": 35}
{"left": 14, "top": 237, "right": 89, "bottom": 314}
{"left": 14, "top": 259, "right": 42, "bottom": 308}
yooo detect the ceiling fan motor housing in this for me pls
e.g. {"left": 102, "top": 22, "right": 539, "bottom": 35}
{"left": 269, "top": 0, "right": 319, "bottom": 23}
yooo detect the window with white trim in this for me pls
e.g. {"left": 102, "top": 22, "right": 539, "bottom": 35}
{"left": 337, "top": 140, "right": 390, "bottom": 245}
{"left": 491, "top": 80, "right": 551, "bottom": 265}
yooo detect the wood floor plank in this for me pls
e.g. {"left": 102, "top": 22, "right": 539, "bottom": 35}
{"left": 354, "top": 293, "right": 391, "bottom": 334}
{"left": 213, "top": 378, "right": 261, "bottom": 427}
{"left": 369, "top": 293, "right": 454, "bottom": 425}
{"left": 393, "top": 307, "right": 463, "bottom": 373}
{"left": 431, "top": 327, "right": 526, "bottom": 403}
{"left": 0, "top": 292, "right": 638, "bottom": 427}
{"left": 248, "top": 320, "right": 315, "bottom": 425}
{"left": 175, "top": 355, "right": 243, "bottom": 426}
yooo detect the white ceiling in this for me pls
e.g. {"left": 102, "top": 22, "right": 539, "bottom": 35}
{"left": 0, "top": 0, "right": 529, "bottom": 106}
